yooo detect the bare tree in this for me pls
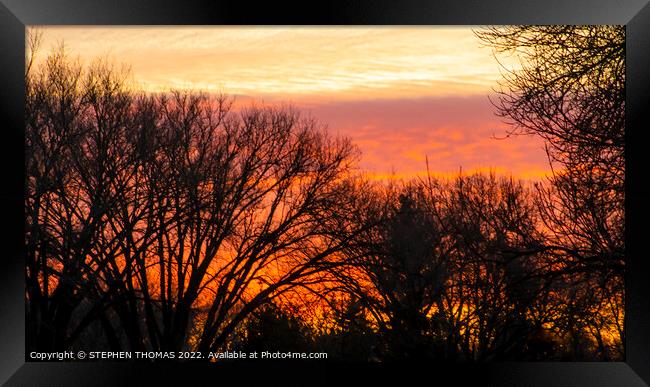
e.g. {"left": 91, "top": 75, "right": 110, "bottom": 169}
{"left": 25, "top": 45, "right": 137, "bottom": 351}
{"left": 26, "top": 48, "right": 363, "bottom": 354}
{"left": 437, "top": 173, "right": 555, "bottom": 360}
{"left": 326, "top": 173, "right": 556, "bottom": 360}
{"left": 475, "top": 26, "right": 625, "bottom": 359}
{"left": 475, "top": 26, "right": 624, "bottom": 278}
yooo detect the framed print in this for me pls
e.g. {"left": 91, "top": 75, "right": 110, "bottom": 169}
{"left": 1, "top": 0, "right": 649, "bottom": 385}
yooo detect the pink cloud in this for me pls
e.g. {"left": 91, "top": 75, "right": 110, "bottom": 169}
{"left": 292, "top": 96, "right": 550, "bottom": 179}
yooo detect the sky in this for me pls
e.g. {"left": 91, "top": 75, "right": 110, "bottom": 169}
{"left": 30, "top": 26, "right": 551, "bottom": 180}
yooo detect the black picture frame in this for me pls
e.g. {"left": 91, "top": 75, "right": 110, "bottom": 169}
{"left": 1, "top": 1, "right": 649, "bottom": 385}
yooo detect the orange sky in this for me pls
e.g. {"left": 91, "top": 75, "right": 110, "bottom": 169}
{"left": 30, "top": 26, "right": 551, "bottom": 180}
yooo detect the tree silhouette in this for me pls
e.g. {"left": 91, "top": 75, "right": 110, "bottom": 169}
{"left": 239, "top": 302, "right": 313, "bottom": 354}
{"left": 26, "top": 44, "right": 138, "bottom": 351}
{"left": 328, "top": 173, "right": 564, "bottom": 361}
{"left": 476, "top": 26, "right": 625, "bottom": 359}
{"left": 26, "top": 47, "right": 363, "bottom": 354}
{"left": 25, "top": 30, "right": 624, "bottom": 361}
{"left": 475, "top": 26, "right": 624, "bottom": 277}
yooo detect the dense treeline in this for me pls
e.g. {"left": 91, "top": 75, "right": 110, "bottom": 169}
{"left": 25, "top": 26, "right": 624, "bottom": 361}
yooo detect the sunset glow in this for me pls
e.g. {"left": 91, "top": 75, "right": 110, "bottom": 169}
{"left": 32, "top": 26, "right": 550, "bottom": 180}
{"left": 25, "top": 25, "right": 626, "bottom": 364}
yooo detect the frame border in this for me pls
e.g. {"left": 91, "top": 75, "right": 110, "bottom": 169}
{"left": 1, "top": 1, "right": 648, "bottom": 385}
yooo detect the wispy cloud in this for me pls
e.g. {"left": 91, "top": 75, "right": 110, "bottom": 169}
{"left": 32, "top": 26, "right": 519, "bottom": 99}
